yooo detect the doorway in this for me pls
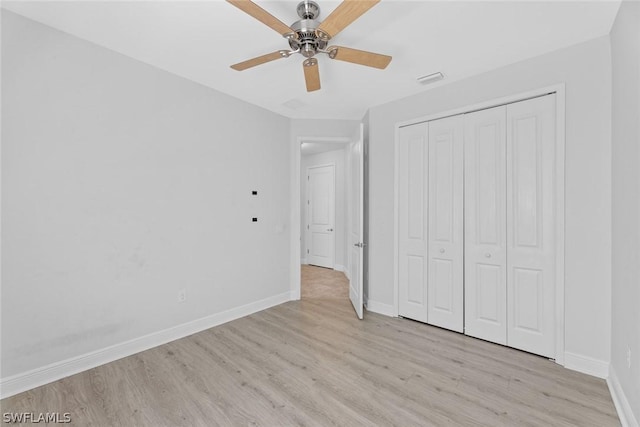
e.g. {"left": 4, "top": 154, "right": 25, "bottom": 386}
{"left": 300, "top": 144, "right": 348, "bottom": 302}
{"left": 292, "top": 125, "right": 365, "bottom": 319}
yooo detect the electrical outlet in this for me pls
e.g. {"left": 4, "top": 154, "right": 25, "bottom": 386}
{"left": 178, "top": 289, "right": 187, "bottom": 303}
{"left": 627, "top": 346, "right": 632, "bottom": 369}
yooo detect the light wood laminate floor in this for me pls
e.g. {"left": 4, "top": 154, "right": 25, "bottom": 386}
{"left": 1, "top": 267, "right": 619, "bottom": 426}
{"left": 301, "top": 264, "right": 349, "bottom": 300}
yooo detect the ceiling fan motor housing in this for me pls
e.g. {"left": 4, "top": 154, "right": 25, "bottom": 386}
{"left": 289, "top": 1, "right": 326, "bottom": 58}
{"left": 289, "top": 18, "right": 327, "bottom": 57}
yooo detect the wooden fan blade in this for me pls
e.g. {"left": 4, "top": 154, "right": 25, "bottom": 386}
{"left": 227, "top": 0, "right": 293, "bottom": 36}
{"left": 316, "top": 0, "right": 380, "bottom": 39}
{"left": 329, "top": 46, "right": 391, "bottom": 69}
{"left": 231, "top": 51, "right": 288, "bottom": 71}
{"left": 303, "top": 58, "right": 321, "bottom": 92}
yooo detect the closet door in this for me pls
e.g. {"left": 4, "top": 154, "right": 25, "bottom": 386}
{"left": 464, "top": 106, "right": 507, "bottom": 344}
{"left": 398, "top": 123, "right": 429, "bottom": 322}
{"left": 427, "top": 115, "right": 464, "bottom": 332}
{"left": 506, "top": 95, "right": 556, "bottom": 358}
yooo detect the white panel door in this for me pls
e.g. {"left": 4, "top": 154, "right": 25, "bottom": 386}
{"left": 307, "top": 164, "right": 335, "bottom": 269}
{"left": 506, "top": 95, "right": 556, "bottom": 358}
{"left": 464, "top": 106, "right": 508, "bottom": 344}
{"left": 427, "top": 115, "right": 464, "bottom": 332}
{"left": 398, "top": 123, "right": 429, "bottom": 323}
{"left": 348, "top": 124, "right": 365, "bottom": 319}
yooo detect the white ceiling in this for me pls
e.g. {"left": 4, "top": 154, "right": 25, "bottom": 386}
{"left": 3, "top": 0, "right": 621, "bottom": 120}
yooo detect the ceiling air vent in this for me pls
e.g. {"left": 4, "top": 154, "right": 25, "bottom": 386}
{"left": 417, "top": 72, "right": 444, "bottom": 85}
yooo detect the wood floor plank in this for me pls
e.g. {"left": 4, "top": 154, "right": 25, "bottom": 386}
{"left": 1, "top": 266, "right": 619, "bottom": 426}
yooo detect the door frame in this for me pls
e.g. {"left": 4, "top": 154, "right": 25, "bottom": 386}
{"left": 393, "top": 83, "right": 566, "bottom": 365}
{"left": 304, "top": 162, "right": 336, "bottom": 268}
{"left": 290, "top": 136, "right": 350, "bottom": 300}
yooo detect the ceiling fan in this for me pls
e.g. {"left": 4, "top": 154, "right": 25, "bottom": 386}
{"left": 227, "top": 0, "right": 392, "bottom": 92}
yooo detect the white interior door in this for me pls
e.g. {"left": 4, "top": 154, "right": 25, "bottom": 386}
{"left": 464, "top": 106, "right": 508, "bottom": 345}
{"left": 398, "top": 122, "right": 429, "bottom": 323}
{"left": 307, "top": 164, "right": 335, "bottom": 269}
{"left": 348, "top": 124, "right": 364, "bottom": 319}
{"left": 427, "top": 116, "right": 464, "bottom": 332}
{"left": 506, "top": 95, "right": 556, "bottom": 358}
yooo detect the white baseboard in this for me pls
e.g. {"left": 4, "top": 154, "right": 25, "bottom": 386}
{"left": 608, "top": 366, "right": 639, "bottom": 427}
{"left": 301, "top": 258, "right": 307, "bottom": 265}
{"left": 365, "top": 300, "right": 396, "bottom": 317}
{"left": 0, "top": 291, "right": 291, "bottom": 399}
{"left": 334, "top": 264, "right": 346, "bottom": 272}
{"left": 564, "top": 351, "right": 610, "bottom": 379}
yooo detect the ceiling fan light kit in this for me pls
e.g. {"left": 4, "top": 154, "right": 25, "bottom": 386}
{"left": 227, "top": 0, "right": 392, "bottom": 92}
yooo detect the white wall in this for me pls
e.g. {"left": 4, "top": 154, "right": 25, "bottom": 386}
{"left": 367, "top": 36, "right": 612, "bottom": 366}
{"left": 291, "top": 120, "right": 360, "bottom": 141}
{"left": 300, "top": 148, "right": 348, "bottom": 269}
{"left": 610, "top": 1, "right": 640, "bottom": 423}
{"left": 1, "top": 11, "right": 291, "bottom": 380}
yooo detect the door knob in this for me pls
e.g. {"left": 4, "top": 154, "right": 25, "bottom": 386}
{"left": 439, "top": 248, "right": 445, "bottom": 254}
{"left": 485, "top": 253, "right": 492, "bottom": 258}
{"left": 327, "top": 228, "right": 333, "bottom": 231}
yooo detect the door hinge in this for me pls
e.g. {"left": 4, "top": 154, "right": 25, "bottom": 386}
{"left": 307, "top": 176, "right": 310, "bottom": 180}
{"left": 307, "top": 200, "right": 309, "bottom": 205}
{"left": 307, "top": 225, "right": 309, "bottom": 229}
{"left": 307, "top": 249, "right": 309, "bottom": 254}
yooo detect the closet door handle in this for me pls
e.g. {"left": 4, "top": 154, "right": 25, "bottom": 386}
{"left": 439, "top": 248, "right": 445, "bottom": 254}
{"left": 327, "top": 228, "right": 333, "bottom": 232}
{"left": 485, "top": 253, "right": 492, "bottom": 258}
